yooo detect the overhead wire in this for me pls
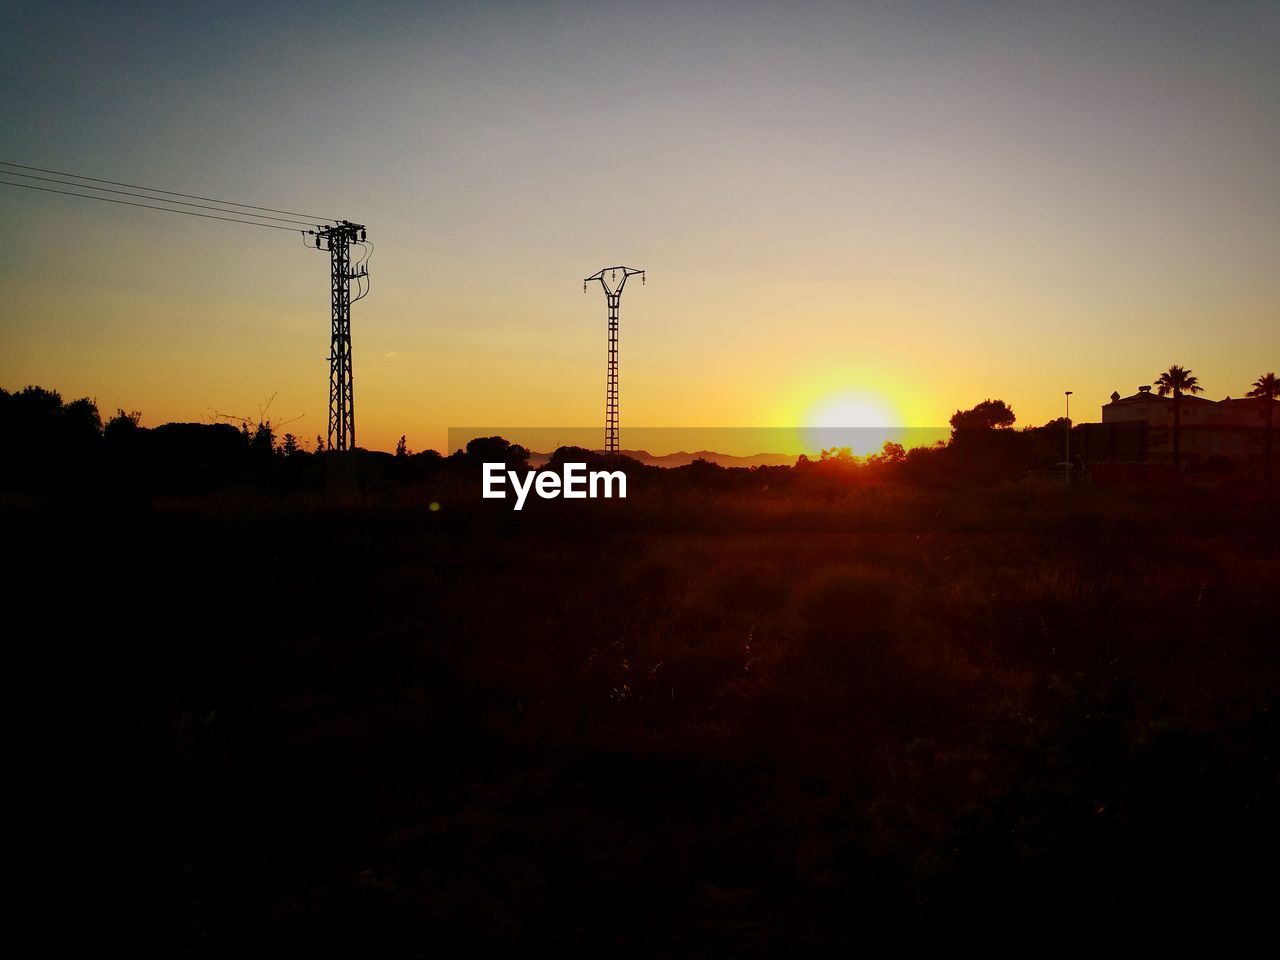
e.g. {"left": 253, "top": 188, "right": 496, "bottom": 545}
{"left": 302, "top": 232, "right": 372, "bottom": 301}
{"left": 0, "top": 159, "right": 336, "bottom": 223}
{"left": 0, "top": 169, "right": 323, "bottom": 227}
{"left": 351, "top": 239, "right": 373, "bottom": 302}
{"left": 0, "top": 176, "right": 302, "bottom": 231}
{"left": 2, "top": 163, "right": 371, "bottom": 301}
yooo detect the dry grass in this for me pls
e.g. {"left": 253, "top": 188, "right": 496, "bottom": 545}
{"left": 5, "top": 481, "right": 1279, "bottom": 953}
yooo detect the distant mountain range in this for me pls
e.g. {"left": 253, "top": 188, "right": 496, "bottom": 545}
{"left": 526, "top": 449, "right": 798, "bottom": 468}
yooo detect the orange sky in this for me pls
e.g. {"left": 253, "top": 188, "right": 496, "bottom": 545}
{"left": 2, "top": 2, "right": 1277, "bottom": 454}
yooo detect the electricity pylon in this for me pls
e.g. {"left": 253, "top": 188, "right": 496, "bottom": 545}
{"left": 311, "top": 221, "right": 368, "bottom": 451}
{"left": 0, "top": 160, "right": 372, "bottom": 452}
{"left": 584, "top": 266, "right": 645, "bottom": 454}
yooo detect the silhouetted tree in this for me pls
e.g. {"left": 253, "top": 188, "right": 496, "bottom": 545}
{"left": 251, "top": 422, "right": 275, "bottom": 456}
{"left": 461, "top": 436, "right": 530, "bottom": 471}
{"left": 898, "top": 441, "right": 949, "bottom": 483}
{"left": 819, "top": 446, "right": 857, "bottom": 463}
{"left": 0, "top": 387, "right": 102, "bottom": 485}
{"left": 63, "top": 397, "right": 103, "bottom": 442}
{"left": 1155, "top": 365, "right": 1202, "bottom": 471}
{"left": 395, "top": 435, "right": 409, "bottom": 458}
{"left": 105, "top": 408, "right": 142, "bottom": 443}
{"left": 1248, "top": 371, "right": 1277, "bottom": 482}
{"left": 402, "top": 446, "right": 445, "bottom": 481}
{"left": 547, "top": 445, "right": 611, "bottom": 471}
{"left": 871, "top": 441, "right": 907, "bottom": 466}
{"left": 315, "top": 434, "right": 325, "bottom": 453}
{"left": 678, "top": 457, "right": 725, "bottom": 489}
{"left": 143, "top": 422, "right": 246, "bottom": 492}
{"left": 950, "top": 399, "right": 1016, "bottom": 432}
{"left": 9, "top": 385, "right": 64, "bottom": 419}
{"left": 281, "top": 433, "right": 299, "bottom": 457}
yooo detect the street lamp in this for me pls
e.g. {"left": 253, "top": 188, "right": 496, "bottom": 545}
{"left": 1065, "top": 391, "right": 1074, "bottom": 474}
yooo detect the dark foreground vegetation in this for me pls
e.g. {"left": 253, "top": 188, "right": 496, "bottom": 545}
{"left": 0, "top": 385, "right": 1123, "bottom": 498}
{"left": 5, "top": 386, "right": 1280, "bottom": 954}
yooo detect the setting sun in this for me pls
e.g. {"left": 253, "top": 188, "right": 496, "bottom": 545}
{"left": 803, "top": 390, "right": 903, "bottom": 455}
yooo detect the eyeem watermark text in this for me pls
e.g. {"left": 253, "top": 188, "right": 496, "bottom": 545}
{"left": 482, "top": 462, "right": 627, "bottom": 510}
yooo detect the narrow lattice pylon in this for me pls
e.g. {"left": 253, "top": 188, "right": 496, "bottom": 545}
{"left": 584, "top": 266, "right": 644, "bottom": 454}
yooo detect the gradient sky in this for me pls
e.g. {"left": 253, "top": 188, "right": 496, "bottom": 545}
{"left": 2, "top": 0, "right": 1277, "bottom": 453}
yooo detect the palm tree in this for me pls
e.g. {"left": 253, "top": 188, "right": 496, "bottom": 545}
{"left": 1247, "top": 372, "right": 1277, "bottom": 482}
{"left": 1155, "top": 365, "right": 1203, "bottom": 471}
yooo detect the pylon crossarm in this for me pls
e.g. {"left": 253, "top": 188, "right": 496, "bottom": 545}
{"left": 583, "top": 266, "right": 645, "bottom": 297}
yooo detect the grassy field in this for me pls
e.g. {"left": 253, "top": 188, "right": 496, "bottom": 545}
{"left": 7, "top": 481, "right": 1279, "bottom": 954}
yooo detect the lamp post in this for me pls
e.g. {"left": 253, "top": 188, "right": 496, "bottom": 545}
{"left": 1065, "top": 391, "right": 1073, "bottom": 477}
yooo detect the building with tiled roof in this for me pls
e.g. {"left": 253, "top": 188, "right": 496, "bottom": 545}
{"left": 1077, "top": 385, "right": 1278, "bottom": 478}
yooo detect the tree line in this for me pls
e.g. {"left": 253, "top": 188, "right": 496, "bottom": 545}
{"left": 3, "top": 367, "right": 1273, "bottom": 497}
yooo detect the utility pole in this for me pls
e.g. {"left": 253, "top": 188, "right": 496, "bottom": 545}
{"left": 312, "top": 221, "right": 368, "bottom": 451}
{"left": 1065, "top": 390, "right": 1073, "bottom": 477}
{"left": 584, "top": 266, "right": 645, "bottom": 454}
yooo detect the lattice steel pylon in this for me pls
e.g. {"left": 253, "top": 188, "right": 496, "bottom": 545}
{"left": 311, "top": 220, "right": 369, "bottom": 451}
{"left": 584, "top": 266, "right": 645, "bottom": 454}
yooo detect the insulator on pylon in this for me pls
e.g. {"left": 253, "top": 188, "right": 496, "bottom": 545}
{"left": 611, "top": 270, "right": 616, "bottom": 280}
{"left": 360, "top": 229, "right": 365, "bottom": 241}
{"left": 315, "top": 237, "right": 320, "bottom": 248}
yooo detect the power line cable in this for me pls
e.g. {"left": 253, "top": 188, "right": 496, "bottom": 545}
{"left": 352, "top": 240, "right": 373, "bottom": 302}
{"left": 0, "top": 159, "right": 336, "bottom": 223}
{"left": 0, "top": 177, "right": 301, "bottom": 231}
{"left": 0, "top": 169, "right": 323, "bottom": 227}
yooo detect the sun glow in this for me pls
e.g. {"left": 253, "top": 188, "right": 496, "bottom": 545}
{"left": 802, "top": 391, "right": 903, "bottom": 456}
